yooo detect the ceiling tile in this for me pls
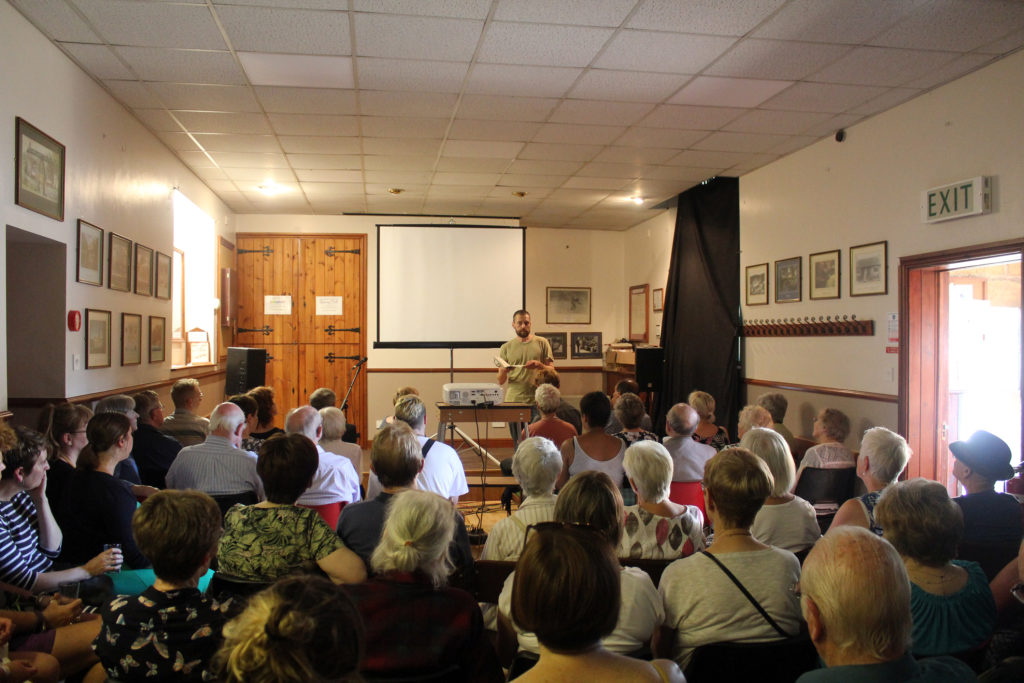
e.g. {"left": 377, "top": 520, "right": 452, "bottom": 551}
{"left": 365, "top": 184, "right": 427, "bottom": 196}
{"left": 190, "top": 134, "right": 281, "bottom": 153}
{"left": 268, "top": 113, "right": 361, "bottom": 136}
{"left": 577, "top": 161, "right": 642, "bottom": 178}
{"left": 286, "top": 154, "right": 363, "bottom": 169}
{"left": 849, "top": 87, "right": 920, "bottom": 116}
{"left": 215, "top": 6, "right": 351, "bottom": 55}
{"left": 456, "top": 94, "right": 559, "bottom": 121}
{"left": 532, "top": 123, "right": 626, "bottom": 145}
{"left": 591, "top": 146, "right": 678, "bottom": 164}
{"left": 549, "top": 100, "right": 654, "bottom": 126}
{"left": 561, "top": 176, "right": 633, "bottom": 190}
{"left": 870, "top": 0, "right": 1024, "bottom": 52}
{"left": 362, "top": 138, "right": 442, "bottom": 156}
{"left": 505, "top": 159, "right": 583, "bottom": 175}
{"left": 132, "top": 108, "right": 180, "bottom": 132}
{"left": 353, "top": 13, "right": 483, "bottom": 61}
{"left": 435, "top": 157, "right": 511, "bottom": 173}
{"left": 705, "top": 39, "right": 852, "bottom": 80}
{"left": 295, "top": 169, "right": 365, "bottom": 182}
{"left": 278, "top": 136, "right": 362, "bottom": 154}
{"left": 441, "top": 140, "right": 524, "bottom": 158}
{"left": 156, "top": 131, "right": 200, "bottom": 152}
{"left": 638, "top": 165, "right": 713, "bottom": 182}
{"left": 900, "top": 53, "right": 995, "bottom": 90}
{"left": 691, "top": 131, "right": 790, "bottom": 153}
{"left": 366, "top": 195, "right": 425, "bottom": 212}
{"left": 569, "top": 70, "right": 689, "bottom": 103}
{"left": 543, "top": 188, "right": 612, "bottom": 205}
{"left": 764, "top": 135, "right": 820, "bottom": 157}
{"left": 254, "top": 86, "right": 358, "bottom": 114}
{"left": 810, "top": 46, "right": 959, "bottom": 87}
{"left": 518, "top": 142, "right": 603, "bottom": 161}
{"left": 498, "top": 174, "right": 570, "bottom": 188}
{"left": 493, "top": 0, "right": 634, "bottom": 26}
{"left": 595, "top": 30, "right": 736, "bottom": 73}
{"left": 628, "top": 0, "right": 787, "bottom": 36}
{"left": 426, "top": 184, "right": 491, "bottom": 196}
{"left": 669, "top": 76, "right": 793, "bottom": 107}
{"left": 759, "top": 82, "right": 887, "bottom": 113}
{"left": 357, "top": 57, "right": 469, "bottom": 92}
{"left": 221, "top": 167, "right": 298, "bottom": 182}
{"left": 176, "top": 151, "right": 220, "bottom": 169}
{"left": 60, "top": 43, "right": 134, "bottom": 79}
{"left": 208, "top": 152, "right": 291, "bottom": 168}
{"left": 238, "top": 53, "right": 353, "bottom": 88}
{"left": 448, "top": 120, "right": 542, "bottom": 141}
{"left": 299, "top": 182, "right": 366, "bottom": 197}
{"left": 75, "top": 0, "right": 227, "bottom": 49}
{"left": 103, "top": 80, "right": 163, "bottom": 108}
{"left": 147, "top": 83, "right": 262, "bottom": 111}
{"left": 114, "top": 47, "right": 245, "bottom": 84}
{"left": 478, "top": 22, "right": 613, "bottom": 67}
{"left": 9, "top": 0, "right": 101, "bottom": 42}
{"left": 640, "top": 104, "right": 746, "bottom": 130}
{"left": 363, "top": 171, "right": 432, "bottom": 185}
{"left": 753, "top": 0, "right": 921, "bottom": 44}
{"left": 212, "top": 1, "right": 349, "bottom": 10}
{"left": 203, "top": 179, "right": 242, "bottom": 194}
{"left": 799, "top": 113, "right": 865, "bottom": 138}
{"left": 614, "top": 127, "right": 708, "bottom": 148}
{"left": 979, "top": 27, "right": 1024, "bottom": 54}
{"left": 190, "top": 166, "right": 229, "bottom": 181}
{"left": 723, "top": 109, "right": 832, "bottom": 135}
{"left": 363, "top": 155, "right": 438, "bottom": 171}
{"left": 465, "top": 63, "right": 582, "bottom": 97}
{"left": 351, "top": 0, "right": 491, "bottom": 20}
{"left": 173, "top": 111, "right": 273, "bottom": 135}
{"left": 359, "top": 91, "right": 458, "bottom": 118}
{"left": 359, "top": 116, "right": 449, "bottom": 138}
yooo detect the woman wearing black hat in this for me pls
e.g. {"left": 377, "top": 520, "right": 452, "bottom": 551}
{"left": 950, "top": 430, "right": 1022, "bottom": 546}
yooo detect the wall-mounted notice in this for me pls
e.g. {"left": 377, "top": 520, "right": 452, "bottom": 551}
{"left": 264, "top": 295, "right": 292, "bottom": 315}
{"left": 885, "top": 312, "right": 899, "bottom": 354}
{"left": 316, "top": 296, "right": 343, "bottom": 316}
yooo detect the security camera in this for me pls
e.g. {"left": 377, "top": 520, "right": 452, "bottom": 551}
{"left": 835, "top": 129, "right": 846, "bottom": 143}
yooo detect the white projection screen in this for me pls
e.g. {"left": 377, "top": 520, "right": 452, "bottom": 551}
{"left": 376, "top": 224, "right": 525, "bottom": 348}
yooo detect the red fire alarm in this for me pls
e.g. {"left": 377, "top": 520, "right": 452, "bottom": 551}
{"left": 68, "top": 310, "right": 82, "bottom": 332}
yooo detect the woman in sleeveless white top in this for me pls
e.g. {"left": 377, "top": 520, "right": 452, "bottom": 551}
{"left": 555, "top": 391, "right": 627, "bottom": 490}
{"left": 569, "top": 437, "right": 626, "bottom": 480}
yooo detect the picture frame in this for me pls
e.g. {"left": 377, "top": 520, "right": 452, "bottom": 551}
{"left": 15, "top": 117, "right": 65, "bottom": 221}
{"left": 149, "top": 316, "right": 166, "bottom": 364}
{"left": 76, "top": 220, "right": 103, "bottom": 286}
{"left": 809, "top": 249, "right": 841, "bottom": 300}
{"left": 774, "top": 256, "right": 802, "bottom": 303}
{"left": 121, "top": 313, "right": 142, "bottom": 366}
{"left": 850, "top": 241, "right": 888, "bottom": 296}
{"left": 85, "top": 308, "right": 111, "bottom": 369}
{"left": 109, "top": 233, "right": 132, "bottom": 292}
{"left": 652, "top": 288, "right": 664, "bottom": 312}
{"left": 571, "top": 331, "right": 603, "bottom": 360}
{"left": 546, "top": 286, "right": 591, "bottom": 325}
{"left": 135, "top": 243, "right": 154, "bottom": 296}
{"left": 155, "top": 251, "right": 172, "bottom": 300}
{"left": 629, "top": 284, "right": 649, "bottom": 343}
{"left": 535, "top": 331, "right": 567, "bottom": 360}
{"left": 745, "top": 263, "right": 768, "bottom": 306}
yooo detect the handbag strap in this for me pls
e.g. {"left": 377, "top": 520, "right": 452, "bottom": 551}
{"left": 700, "top": 551, "right": 790, "bottom": 638}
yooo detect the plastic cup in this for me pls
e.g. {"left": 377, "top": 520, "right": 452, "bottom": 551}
{"left": 103, "top": 543, "right": 123, "bottom": 573}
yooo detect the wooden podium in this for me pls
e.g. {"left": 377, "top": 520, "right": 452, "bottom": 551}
{"left": 434, "top": 402, "right": 532, "bottom": 467}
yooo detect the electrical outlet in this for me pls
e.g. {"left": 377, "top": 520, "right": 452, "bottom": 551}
{"left": 72, "top": 354, "right": 81, "bottom": 371}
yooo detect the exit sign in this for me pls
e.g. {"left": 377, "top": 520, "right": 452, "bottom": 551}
{"left": 921, "top": 176, "right": 990, "bottom": 224}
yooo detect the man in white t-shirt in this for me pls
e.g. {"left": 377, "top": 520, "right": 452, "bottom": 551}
{"left": 285, "top": 406, "right": 360, "bottom": 505}
{"left": 366, "top": 394, "right": 468, "bottom": 504}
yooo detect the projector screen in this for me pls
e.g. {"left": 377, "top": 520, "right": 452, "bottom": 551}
{"left": 375, "top": 224, "right": 525, "bottom": 348}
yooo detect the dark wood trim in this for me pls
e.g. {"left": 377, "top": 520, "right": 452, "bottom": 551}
{"left": 219, "top": 236, "right": 235, "bottom": 250}
{"left": 369, "top": 366, "right": 602, "bottom": 374}
{"left": 898, "top": 238, "right": 1024, "bottom": 269}
{"left": 744, "top": 378, "right": 898, "bottom": 403}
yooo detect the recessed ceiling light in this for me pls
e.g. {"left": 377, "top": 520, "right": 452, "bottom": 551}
{"left": 257, "top": 182, "right": 285, "bottom": 196}
{"left": 512, "top": 191, "right": 527, "bottom": 198}
{"left": 631, "top": 196, "right": 644, "bottom": 205}
{"left": 387, "top": 187, "right": 404, "bottom": 195}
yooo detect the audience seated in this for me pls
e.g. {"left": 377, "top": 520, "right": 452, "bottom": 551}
{"left": 658, "top": 447, "right": 802, "bottom": 668}
{"left": 742, "top": 428, "right": 820, "bottom": 554}
{"left": 875, "top": 478, "right": 996, "bottom": 657}
{"left": 129, "top": 390, "right": 182, "bottom": 488}
{"left": 213, "top": 575, "right": 364, "bottom": 683}
{"left": 242, "top": 386, "right": 284, "bottom": 453}
{"left": 795, "top": 408, "right": 855, "bottom": 485}
{"left": 319, "top": 406, "right": 362, "bottom": 477}
{"left": 533, "top": 369, "right": 583, "bottom": 434}
{"left": 0, "top": 612, "right": 60, "bottom": 682}
{"left": 377, "top": 385, "right": 419, "bottom": 429}
{"left": 285, "top": 406, "right": 360, "bottom": 507}
{"left": 662, "top": 403, "right": 715, "bottom": 483}
{"left": 93, "top": 394, "right": 142, "bottom": 484}
{"left": 736, "top": 404, "right": 773, "bottom": 440}
{"left": 605, "top": 380, "right": 654, "bottom": 435}
{"left": 830, "top": 427, "right": 911, "bottom": 535}
{"left": 757, "top": 392, "right": 797, "bottom": 452}
{"left": 950, "top": 430, "right": 1023, "bottom": 545}
{"left": 37, "top": 402, "right": 92, "bottom": 509}
{"left": 88, "top": 490, "right": 228, "bottom": 683}
{"left": 556, "top": 391, "right": 626, "bottom": 491}
{"left": 620, "top": 441, "right": 705, "bottom": 560}
{"left": 611, "top": 392, "right": 659, "bottom": 445}
{"left": 344, "top": 489, "right": 502, "bottom": 681}
{"left": 509, "top": 524, "right": 685, "bottom": 682}
{"left": 688, "top": 390, "right": 730, "bottom": 451}
{"left": 227, "top": 392, "right": 259, "bottom": 447}
{"left": 796, "top": 526, "right": 975, "bottom": 682}
{"left": 160, "top": 379, "right": 210, "bottom": 448}
{"left": 524, "top": 384, "right": 577, "bottom": 448}
{"left": 500, "top": 470, "right": 664, "bottom": 657}
{"left": 217, "top": 434, "right": 364, "bottom": 585}
{"left": 308, "top": 387, "right": 336, "bottom": 411}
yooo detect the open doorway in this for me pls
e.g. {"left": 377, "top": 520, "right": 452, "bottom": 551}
{"left": 899, "top": 239, "right": 1023, "bottom": 494}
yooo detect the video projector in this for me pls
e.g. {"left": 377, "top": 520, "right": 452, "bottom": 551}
{"left": 442, "top": 383, "right": 504, "bottom": 406}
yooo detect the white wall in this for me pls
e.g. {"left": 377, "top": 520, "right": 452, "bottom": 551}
{"left": 0, "top": 1, "right": 233, "bottom": 408}
{"left": 623, "top": 207, "right": 676, "bottom": 346}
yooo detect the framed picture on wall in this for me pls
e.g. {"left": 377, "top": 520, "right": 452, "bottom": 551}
{"left": 546, "top": 286, "right": 591, "bottom": 325}
{"left": 15, "top": 117, "right": 65, "bottom": 221}
{"left": 652, "top": 288, "right": 664, "bottom": 312}
{"left": 775, "top": 256, "right": 802, "bottom": 303}
{"left": 76, "top": 220, "right": 103, "bottom": 286}
{"left": 86, "top": 308, "right": 111, "bottom": 369}
{"left": 135, "top": 244, "right": 153, "bottom": 296}
{"left": 571, "top": 331, "right": 602, "bottom": 360}
{"left": 629, "top": 284, "right": 649, "bottom": 343}
{"left": 745, "top": 263, "right": 768, "bottom": 306}
{"left": 536, "top": 331, "right": 567, "bottom": 360}
{"left": 109, "top": 233, "right": 132, "bottom": 292}
{"left": 121, "top": 313, "right": 142, "bottom": 366}
{"left": 850, "top": 241, "right": 888, "bottom": 296}
{"left": 809, "top": 249, "right": 841, "bottom": 300}
{"left": 155, "top": 251, "right": 172, "bottom": 299}
{"left": 149, "top": 316, "right": 166, "bottom": 363}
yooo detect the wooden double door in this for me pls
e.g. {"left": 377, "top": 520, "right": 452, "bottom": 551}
{"left": 234, "top": 234, "right": 367, "bottom": 444}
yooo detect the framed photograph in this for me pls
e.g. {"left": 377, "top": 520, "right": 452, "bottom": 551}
{"left": 774, "top": 256, "right": 802, "bottom": 303}
{"left": 536, "top": 332, "right": 567, "bottom": 360}
{"left": 149, "top": 316, "right": 166, "bottom": 363}
{"left": 85, "top": 309, "right": 111, "bottom": 369}
{"left": 571, "top": 332, "right": 603, "bottom": 360}
{"left": 809, "top": 250, "right": 841, "bottom": 300}
{"left": 629, "top": 284, "right": 649, "bottom": 343}
{"left": 135, "top": 244, "right": 154, "bottom": 296}
{"left": 546, "top": 286, "right": 591, "bottom": 325}
{"left": 15, "top": 117, "right": 65, "bottom": 221}
{"left": 109, "top": 233, "right": 132, "bottom": 292}
{"left": 850, "top": 241, "right": 888, "bottom": 296}
{"left": 652, "top": 288, "right": 664, "bottom": 312}
{"left": 76, "top": 220, "right": 103, "bottom": 286}
{"left": 745, "top": 263, "right": 768, "bottom": 306}
{"left": 121, "top": 313, "right": 142, "bottom": 366}
{"left": 155, "top": 251, "right": 172, "bottom": 299}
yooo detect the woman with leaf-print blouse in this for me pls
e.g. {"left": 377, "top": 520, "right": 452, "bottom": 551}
{"left": 216, "top": 434, "right": 365, "bottom": 585}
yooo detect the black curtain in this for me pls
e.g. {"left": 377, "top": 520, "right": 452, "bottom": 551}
{"left": 652, "top": 177, "right": 741, "bottom": 439}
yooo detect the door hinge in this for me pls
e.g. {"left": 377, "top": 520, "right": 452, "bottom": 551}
{"left": 238, "top": 246, "right": 273, "bottom": 255}
{"left": 324, "top": 246, "right": 360, "bottom": 256}
{"left": 325, "top": 325, "right": 360, "bottom": 335}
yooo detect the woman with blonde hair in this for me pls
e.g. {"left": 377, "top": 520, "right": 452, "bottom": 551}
{"left": 688, "top": 390, "right": 729, "bottom": 451}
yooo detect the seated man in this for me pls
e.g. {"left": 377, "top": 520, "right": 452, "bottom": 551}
{"left": 130, "top": 390, "right": 182, "bottom": 488}
{"left": 161, "top": 379, "right": 210, "bottom": 447}
{"left": 757, "top": 392, "right": 797, "bottom": 451}
{"left": 91, "top": 490, "right": 229, "bottom": 683}
{"left": 797, "top": 526, "right": 975, "bottom": 682}
{"left": 285, "top": 406, "right": 360, "bottom": 507}
{"left": 663, "top": 403, "right": 715, "bottom": 483}
{"left": 951, "top": 430, "right": 1022, "bottom": 544}
{"left": 604, "top": 380, "right": 653, "bottom": 435}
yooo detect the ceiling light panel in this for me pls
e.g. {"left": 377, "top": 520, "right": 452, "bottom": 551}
{"left": 239, "top": 52, "right": 353, "bottom": 88}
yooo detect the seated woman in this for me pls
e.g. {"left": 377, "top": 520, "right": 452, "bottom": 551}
{"left": 344, "top": 489, "right": 502, "bottom": 682}
{"left": 688, "top": 390, "right": 730, "bottom": 451}
{"left": 619, "top": 441, "right": 705, "bottom": 560}
{"left": 829, "top": 427, "right": 911, "bottom": 535}
{"left": 533, "top": 369, "right": 582, "bottom": 434}
{"left": 611, "top": 392, "right": 659, "bottom": 446}
{"left": 736, "top": 405, "right": 773, "bottom": 441}
{"left": 556, "top": 391, "right": 626, "bottom": 491}
{"left": 37, "top": 402, "right": 92, "bottom": 508}
{"left": 217, "top": 434, "right": 365, "bottom": 584}
{"left": 525, "top": 384, "right": 577, "bottom": 449}
{"left": 875, "top": 478, "right": 996, "bottom": 657}
{"left": 500, "top": 471, "right": 664, "bottom": 658}
{"left": 741, "top": 428, "right": 820, "bottom": 554}
{"left": 795, "top": 408, "right": 855, "bottom": 484}
{"left": 658, "top": 448, "right": 803, "bottom": 669}
{"left": 242, "top": 386, "right": 284, "bottom": 453}
{"left": 318, "top": 406, "right": 362, "bottom": 476}
{"left": 509, "top": 524, "right": 685, "bottom": 682}
{"left": 53, "top": 413, "right": 149, "bottom": 569}
{"left": 213, "top": 575, "right": 364, "bottom": 683}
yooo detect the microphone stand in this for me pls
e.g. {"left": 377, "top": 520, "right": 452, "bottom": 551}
{"left": 340, "top": 357, "right": 367, "bottom": 419}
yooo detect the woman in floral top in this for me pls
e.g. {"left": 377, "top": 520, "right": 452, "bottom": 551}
{"left": 688, "top": 390, "right": 730, "bottom": 451}
{"left": 611, "top": 393, "right": 659, "bottom": 446}
{"left": 216, "top": 434, "right": 365, "bottom": 584}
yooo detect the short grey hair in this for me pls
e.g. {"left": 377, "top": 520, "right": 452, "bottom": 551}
{"left": 666, "top": 403, "right": 698, "bottom": 437}
{"left": 394, "top": 395, "right": 427, "bottom": 430}
{"left": 623, "top": 441, "right": 673, "bottom": 504}
{"left": 95, "top": 394, "right": 135, "bottom": 415}
{"left": 370, "top": 489, "right": 455, "bottom": 588}
{"left": 209, "top": 403, "right": 245, "bottom": 434}
{"left": 756, "top": 393, "right": 788, "bottom": 423}
{"left": 285, "top": 406, "right": 321, "bottom": 440}
{"left": 319, "top": 407, "right": 347, "bottom": 441}
{"left": 859, "top": 427, "right": 911, "bottom": 485}
{"left": 511, "top": 437, "right": 561, "bottom": 496}
{"left": 737, "top": 405, "right": 773, "bottom": 435}
{"left": 534, "top": 384, "right": 561, "bottom": 414}
{"left": 740, "top": 427, "right": 795, "bottom": 497}
{"left": 613, "top": 392, "right": 646, "bottom": 430}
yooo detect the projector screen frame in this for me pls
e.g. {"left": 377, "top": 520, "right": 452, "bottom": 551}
{"left": 374, "top": 223, "right": 526, "bottom": 349}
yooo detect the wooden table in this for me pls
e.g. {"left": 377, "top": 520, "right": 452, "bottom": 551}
{"left": 434, "top": 402, "right": 532, "bottom": 466}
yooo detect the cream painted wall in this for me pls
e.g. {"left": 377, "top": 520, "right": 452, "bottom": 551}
{"left": 741, "top": 49, "right": 1024, "bottom": 398}
{"left": 623, "top": 207, "right": 676, "bottom": 346}
{"left": 0, "top": 2, "right": 233, "bottom": 408}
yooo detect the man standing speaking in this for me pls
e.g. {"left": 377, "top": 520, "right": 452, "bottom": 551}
{"left": 497, "top": 309, "right": 554, "bottom": 445}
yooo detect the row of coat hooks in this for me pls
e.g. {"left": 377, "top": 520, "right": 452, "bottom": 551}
{"left": 742, "top": 315, "right": 875, "bottom": 337}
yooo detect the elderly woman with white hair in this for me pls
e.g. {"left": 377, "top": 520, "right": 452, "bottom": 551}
{"left": 736, "top": 405, "right": 773, "bottom": 440}
{"left": 741, "top": 427, "right": 819, "bottom": 553}
{"left": 795, "top": 408, "right": 855, "bottom": 485}
{"left": 524, "top": 384, "right": 577, "bottom": 448}
{"left": 318, "top": 406, "right": 362, "bottom": 477}
{"left": 830, "top": 426, "right": 911, "bottom": 535}
{"left": 482, "top": 437, "right": 561, "bottom": 562}
{"left": 620, "top": 441, "right": 705, "bottom": 559}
